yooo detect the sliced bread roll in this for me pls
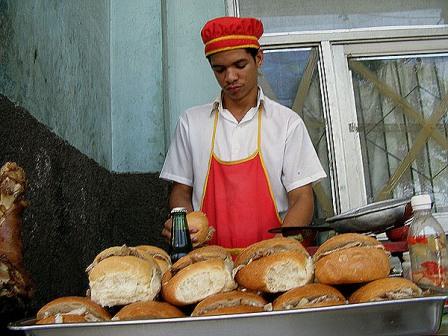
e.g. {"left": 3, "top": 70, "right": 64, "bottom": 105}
{"left": 135, "top": 245, "right": 171, "bottom": 274}
{"left": 234, "top": 237, "right": 313, "bottom": 293}
{"left": 192, "top": 290, "right": 268, "bottom": 316}
{"left": 36, "top": 296, "right": 111, "bottom": 324}
{"left": 313, "top": 233, "right": 390, "bottom": 285}
{"left": 162, "top": 245, "right": 237, "bottom": 306}
{"left": 87, "top": 246, "right": 162, "bottom": 307}
{"left": 273, "top": 283, "right": 346, "bottom": 310}
{"left": 349, "top": 277, "right": 422, "bottom": 303}
{"left": 85, "top": 245, "right": 156, "bottom": 272}
{"left": 113, "top": 301, "right": 184, "bottom": 320}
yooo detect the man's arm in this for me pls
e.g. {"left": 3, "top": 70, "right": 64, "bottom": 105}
{"left": 282, "top": 183, "right": 314, "bottom": 227}
{"left": 169, "top": 182, "right": 194, "bottom": 212}
{"left": 161, "top": 182, "right": 195, "bottom": 242}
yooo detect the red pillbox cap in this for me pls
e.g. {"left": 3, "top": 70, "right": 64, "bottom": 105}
{"left": 201, "top": 17, "right": 263, "bottom": 57}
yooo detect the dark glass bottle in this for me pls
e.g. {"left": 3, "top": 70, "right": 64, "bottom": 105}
{"left": 170, "top": 207, "right": 192, "bottom": 263}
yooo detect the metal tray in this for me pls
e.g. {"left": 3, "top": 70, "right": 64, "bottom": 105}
{"left": 9, "top": 296, "right": 447, "bottom": 336}
{"left": 326, "top": 198, "right": 411, "bottom": 233}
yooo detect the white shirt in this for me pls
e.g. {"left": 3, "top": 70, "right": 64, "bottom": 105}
{"left": 160, "top": 88, "right": 327, "bottom": 218}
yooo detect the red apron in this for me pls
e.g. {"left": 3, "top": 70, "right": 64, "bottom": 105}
{"left": 200, "top": 104, "right": 282, "bottom": 248}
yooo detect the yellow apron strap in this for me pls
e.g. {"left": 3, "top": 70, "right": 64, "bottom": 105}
{"left": 257, "top": 102, "right": 263, "bottom": 151}
{"left": 200, "top": 103, "right": 219, "bottom": 209}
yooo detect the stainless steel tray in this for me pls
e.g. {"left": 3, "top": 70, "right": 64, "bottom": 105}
{"left": 326, "top": 198, "right": 410, "bottom": 233}
{"left": 9, "top": 296, "right": 447, "bottom": 336}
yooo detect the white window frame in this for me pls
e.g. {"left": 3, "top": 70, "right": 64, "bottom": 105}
{"left": 227, "top": 0, "right": 448, "bottom": 224}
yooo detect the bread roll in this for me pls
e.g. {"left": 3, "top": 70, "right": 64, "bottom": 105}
{"left": 349, "top": 277, "right": 423, "bottom": 304}
{"left": 187, "top": 211, "right": 215, "bottom": 247}
{"left": 88, "top": 255, "right": 162, "bottom": 307}
{"left": 273, "top": 283, "right": 346, "bottom": 310}
{"left": 36, "top": 296, "right": 111, "bottom": 324}
{"left": 37, "top": 314, "right": 88, "bottom": 324}
{"left": 313, "top": 233, "right": 390, "bottom": 285}
{"left": 162, "top": 245, "right": 237, "bottom": 306}
{"left": 85, "top": 245, "right": 154, "bottom": 272}
{"left": 313, "top": 233, "right": 385, "bottom": 262}
{"left": 113, "top": 301, "right": 184, "bottom": 320}
{"left": 135, "top": 245, "right": 171, "bottom": 274}
{"left": 192, "top": 290, "right": 268, "bottom": 316}
{"left": 234, "top": 237, "right": 313, "bottom": 293}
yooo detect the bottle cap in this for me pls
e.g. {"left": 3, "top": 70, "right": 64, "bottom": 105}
{"left": 402, "top": 251, "right": 410, "bottom": 262}
{"left": 411, "top": 194, "right": 432, "bottom": 210}
{"left": 171, "top": 207, "right": 188, "bottom": 214}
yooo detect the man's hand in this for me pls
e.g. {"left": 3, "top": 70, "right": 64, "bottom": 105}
{"left": 161, "top": 217, "right": 173, "bottom": 242}
{"left": 161, "top": 216, "right": 199, "bottom": 244}
{"left": 161, "top": 182, "right": 196, "bottom": 243}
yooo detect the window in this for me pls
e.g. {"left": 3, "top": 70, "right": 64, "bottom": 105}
{"left": 261, "top": 47, "right": 334, "bottom": 220}
{"left": 236, "top": 0, "right": 448, "bottom": 33}
{"left": 231, "top": 0, "right": 448, "bottom": 228}
{"left": 350, "top": 53, "right": 448, "bottom": 211}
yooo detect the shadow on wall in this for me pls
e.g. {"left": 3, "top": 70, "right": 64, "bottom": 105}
{"left": 0, "top": 95, "right": 170, "bottom": 320}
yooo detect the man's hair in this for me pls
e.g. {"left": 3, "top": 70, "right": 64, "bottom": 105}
{"left": 207, "top": 48, "right": 259, "bottom": 63}
{"left": 246, "top": 48, "right": 259, "bottom": 60}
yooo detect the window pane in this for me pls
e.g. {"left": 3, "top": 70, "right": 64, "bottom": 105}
{"left": 350, "top": 54, "right": 448, "bottom": 212}
{"left": 239, "top": 0, "right": 448, "bottom": 33}
{"left": 261, "top": 48, "right": 333, "bottom": 221}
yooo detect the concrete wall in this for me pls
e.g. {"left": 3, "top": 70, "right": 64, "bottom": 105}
{"left": 0, "top": 0, "right": 227, "bottom": 325}
{"left": 0, "top": 0, "right": 112, "bottom": 169}
{"left": 0, "top": 0, "right": 227, "bottom": 173}
{"left": 0, "top": 94, "right": 170, "bottom": 320}
{"left": 164, "top": 0, "right": 226, "bottom": 142}
{"left": 110, "top": 0, "right": 165, "bottom": 172}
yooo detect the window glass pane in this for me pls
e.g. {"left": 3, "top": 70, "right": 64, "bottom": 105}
{"left": 350, "top": 53, "right": 448, "bottom": 212}
{"left": 239, "top": 0, "right": 448, "bottom": 33}
{"left": 261, "top": 48, "right": 333, "bottom": 222}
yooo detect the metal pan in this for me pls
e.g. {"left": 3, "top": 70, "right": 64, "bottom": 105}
{"left": 326, "top": 198, "right": 411, "bottom": 234}
{"left": 268, "top": 225, "right": 333, "bottom": 235}
{"left": 9, "top": 296, "right": 447, "bottom": 336}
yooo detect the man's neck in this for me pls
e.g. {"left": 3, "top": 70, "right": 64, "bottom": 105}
{"left": 222, "top": 88, "right": 259, "bottom": 123}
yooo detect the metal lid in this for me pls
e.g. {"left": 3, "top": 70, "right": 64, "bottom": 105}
{"left": 171, "top": 207, "right": 188, "bottom": 214}
{"left": 411, "top": 194, "right": 432, "bottom": 210}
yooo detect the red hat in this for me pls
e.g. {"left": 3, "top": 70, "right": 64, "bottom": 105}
{"left": 201, "top": 17, "right": 263, "bottom": 57}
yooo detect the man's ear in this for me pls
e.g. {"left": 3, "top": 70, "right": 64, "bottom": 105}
{"left": 256, "top": 49, "right": 264, "bottom": 67}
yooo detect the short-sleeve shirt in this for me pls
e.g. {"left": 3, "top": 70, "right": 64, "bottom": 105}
{"left": 160, "top": 88, "right": 327, "bottom": 218}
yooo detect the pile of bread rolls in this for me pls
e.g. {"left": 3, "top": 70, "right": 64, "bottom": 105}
{"left": 35, "top": 217, "right": 423, "bottom": 324}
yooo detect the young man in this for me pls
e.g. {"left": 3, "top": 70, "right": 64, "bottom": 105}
{"left": 160, "top": 16, "right": 326, "bottom": 249}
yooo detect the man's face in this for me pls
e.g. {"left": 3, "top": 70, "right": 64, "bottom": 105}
{"left": 209, "top": 48, "right": 263, "bottom": 102}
